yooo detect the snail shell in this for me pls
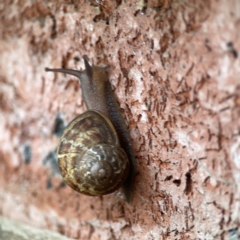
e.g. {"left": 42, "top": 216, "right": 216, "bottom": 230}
{"left": 57, "top": 110, "right": 130, "bottom": 196}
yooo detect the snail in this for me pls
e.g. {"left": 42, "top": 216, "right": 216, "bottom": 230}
{"left": 45, "top": 55, "right": 136, "bottom": 202}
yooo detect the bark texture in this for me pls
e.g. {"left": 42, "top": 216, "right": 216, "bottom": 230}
{"left": 0, "top": 0, "right": 240, "bottom": 239}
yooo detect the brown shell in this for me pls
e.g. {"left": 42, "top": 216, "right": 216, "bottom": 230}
{"left": 57, "top": 110, "right": 130, "bottom": 196}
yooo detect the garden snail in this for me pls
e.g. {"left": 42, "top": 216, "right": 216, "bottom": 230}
{"left": 45, "top": 55, "right": 136, "bottom": 202}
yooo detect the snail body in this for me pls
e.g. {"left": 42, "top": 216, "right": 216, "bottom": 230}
{"left": 45, "top": 55, "right": 136, "bottom": 202}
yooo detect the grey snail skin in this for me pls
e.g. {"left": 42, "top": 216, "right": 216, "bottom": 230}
{"left": 45, "top": 55, "right": 136, "bottom": 203}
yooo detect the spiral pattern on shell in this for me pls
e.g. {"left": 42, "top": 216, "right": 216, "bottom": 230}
{"left": 57, "top": 110, "right": 130, "bottom": 196}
